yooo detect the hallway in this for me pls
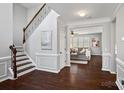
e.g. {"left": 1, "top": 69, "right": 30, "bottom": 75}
{"left": 0, "top": 56, "right": 118, "bottom": 90}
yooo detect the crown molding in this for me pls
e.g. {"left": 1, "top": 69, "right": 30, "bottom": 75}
{"left": 67, "top": 17, "right": 111, "bottom": 29}
{"left": 111, "top": 3, "right": 122, "bottom": 21}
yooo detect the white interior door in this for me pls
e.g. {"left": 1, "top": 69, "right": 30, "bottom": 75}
{"left": 59, "top": 28, "right": 66, "bottom": 69}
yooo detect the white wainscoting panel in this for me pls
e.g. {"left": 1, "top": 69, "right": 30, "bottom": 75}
{"left": 36, "top": 53, "right": 59, "bottom": 73}
{"left": 102, "top": 53, "right": 111, "bottom": 71}
{"left": 0, "top": 62, "right": 7, "bottom": 78}
{"left": 0, "top": 56, "right": 11, "bottom": 82}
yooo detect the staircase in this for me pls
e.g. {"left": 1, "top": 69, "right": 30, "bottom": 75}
{"left": 9, "top": 45, "right": 35, "bottom": 78}
{"left": 9, "top": 3, "right": 51, "bottom": 79}
{"left": 16, "top": 46, "right": 35, "bottom": 77}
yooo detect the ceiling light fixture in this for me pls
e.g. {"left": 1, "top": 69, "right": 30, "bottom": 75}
{"left": 78, "top": 11, "right": 86, "bottom": 17}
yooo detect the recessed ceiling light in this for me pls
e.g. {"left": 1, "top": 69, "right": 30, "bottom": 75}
{"left": 78, "top": 11, "right": 86, "bottom": 17}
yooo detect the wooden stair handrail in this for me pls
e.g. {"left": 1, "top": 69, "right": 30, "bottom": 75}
{"left": 9, "top": 45, "right": 17, "bottom": 78}
{"left": 23, "top": 3, "right": 46, "bottom": 44}
{"left": 24, "top": 3, "right": 46, "bottom": 31}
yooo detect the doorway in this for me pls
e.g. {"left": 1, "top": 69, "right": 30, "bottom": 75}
{"left": 66, "top": 26, "right": 103, "bottom": 67}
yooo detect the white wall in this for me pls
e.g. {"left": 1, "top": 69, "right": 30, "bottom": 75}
{"left": 110, "top": 21, "right": 116, "bottom": 73}
{"left": 27, "top": 5, "right": 41, "bottom": 23}
{"left": 25, "top": 10, "right": 59, "bottom": 61}
{"left": 25, "top": 10, "right": 60, "bottom": 72}
{"left": 115, "top": 4, "right": 124, "bottom": 89}
{"left": 101, "top": 23, "right": 111, "bottom": 71}
{"left": 0, "top": 4, "right": 13, "bottom": 58}
{"left": 13, "top": 4, "right": 27, "bottom": 46}
{"left": 90, "top": 34, "right": 102, "bottom": 55}
{"left": 0, "top": 3, "right": 13, "bottom": 80}
{"left": 116, "top": 5, "right": 124, "bottom": 62}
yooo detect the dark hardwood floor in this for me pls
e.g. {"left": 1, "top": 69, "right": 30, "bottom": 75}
{"left": 0, "top": 55, "right": 118, "bottom": 90}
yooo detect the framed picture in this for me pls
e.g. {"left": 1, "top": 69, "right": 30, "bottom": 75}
{"left": 41, "top": 31, "right": 52, "bottom": 50}
{"left": 92, "top": 38, "right": 100, "bottom": 47}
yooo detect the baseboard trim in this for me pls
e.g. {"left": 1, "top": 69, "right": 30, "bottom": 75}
{"left": 110, "top": 71, "right": 116, "bottom": 74}
{"left": 102, "top": 68, "right": 109, "bottom": 71}
{"left": 36, "top": 68, "right": 60, "bottom": 73}
{"left": 0, "top": 76, "right": 9, "bottom": 83}
{"left": 65, "top": 64, "right": 71, "bottom": 67}
{"left": 116, "top": 80, "right": 124, "bottom": 90}
{"left": 102, "top": 68, "right": 116, "bottom": 74}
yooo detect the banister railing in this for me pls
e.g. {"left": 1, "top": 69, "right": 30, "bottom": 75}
{"left": 9, "top": 45, "right": 17, "bottom": 78}
{"left": 23, "top": 3, "right": 46, "bottom": 44}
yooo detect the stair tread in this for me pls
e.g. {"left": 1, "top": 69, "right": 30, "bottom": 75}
{"left": 16, "top": 58, "right": 29, "bottom": 62}
{"left": 16, "top": 54, "right": 26, "bottom": 57}
{"left": 17, "top": 62, "right": 32, "bottom": 67}
{"left": 17, "top": 66, "right": 35, "bottom": 74}
{"left": 16, "top": 52, "right": 25, "bottom": 55}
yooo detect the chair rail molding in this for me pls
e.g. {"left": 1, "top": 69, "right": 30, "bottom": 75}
{"left": 0, "top": 56, "right": 11, "bottom": 61}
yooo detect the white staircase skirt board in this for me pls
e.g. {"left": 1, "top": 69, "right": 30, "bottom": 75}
{"left": 17, "top": 67, "right": 35, "bottom": 77}
{"left": 116, "top": 80, "right": 124, "bottom": 90}
{"left": 16, "top": 56, "right": 28, "bottom": 60}
{"left": 17, "top": 63, "right": 33, "bottom": 70}
{"left": 116, "top": 57, "right": 124, "bottom": 90}
{"left": 16, "top": 60, "right": 31, "bottom": 65}
{"left": 25, "top": 52, "right": 36, "bottom": 67}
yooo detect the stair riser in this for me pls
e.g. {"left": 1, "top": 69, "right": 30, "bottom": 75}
{"left": 16, "top": 61, "right": 31, "bottom": 65}
{"left": 17, "top": 58, "right": 29, "bottom": 62}
{"left": 17, "top": 67, "right": 35, "bottom": 77}
{"left": 17, "top": 64, "right": 33, "bottom": 70}
{"left": 16, "top": 48, "right": 23, "bottom": 50}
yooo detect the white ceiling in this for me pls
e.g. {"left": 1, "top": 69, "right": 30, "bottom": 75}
{"left": 19, "top": 3, "right": 118, "bottom": 24}
{"left": 19, "top": 3, "right": 43, "bottom": 8}
{"left": 47, "top": 3, "right": 118, "bottom": 23}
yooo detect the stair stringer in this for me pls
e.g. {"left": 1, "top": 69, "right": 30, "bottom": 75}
{"left": 24, "top": 51, "right": 37, "bottom": 67}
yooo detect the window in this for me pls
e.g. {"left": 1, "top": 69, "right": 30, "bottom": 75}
{"left": 71, "top": 36, "right": 90, "bottom": 48}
